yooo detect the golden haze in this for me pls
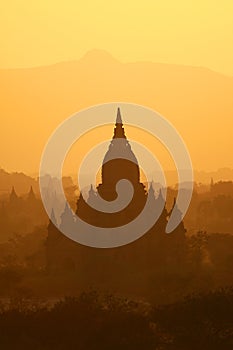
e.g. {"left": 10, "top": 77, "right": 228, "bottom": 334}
{"left": 0, "top": 1, "right": 233, "bottom": 75}
{"left": 0, "top": 51, "right": 232, "bottom": 175}
{"left": 0, "top": 0, "right": 232, "bottom": 176}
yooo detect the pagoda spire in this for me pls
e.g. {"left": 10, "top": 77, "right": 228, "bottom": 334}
{"left": 87, "top": 184, "right": 97, "bottom": 206}
{"left": 60, "top": 202, "right": 75, "bottom": 232}
{"left": 28, "top": 185, "right": 36, "bottom": 201}
{"left": 148, "top": 181, "right": 155, "bottom": 196}
{"left": 10, "top": 186, "right": 18, "bottom": 202}
{"left": 50, "top": 208, "right": 57, "bottom": 226}
{"left": 89, "top": 184, "right": 96, "bottom": 196}
{"left": 113, "top": 108, "right": 126, "bottom": 139}
{"left": 116, "top": 107, "right": 122, "bottom": 124}
{"left": 147, "top": 182, "right": 156, "bottom": 206}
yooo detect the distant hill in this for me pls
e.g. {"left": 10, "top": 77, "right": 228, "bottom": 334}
{"left": 1, "top": 165, "right": 233, "bottom": 201}
{"left": 0, "top": 49, "right": 232, "bottom": 173}
{"left": 167, "top": 168, "right": 233, "bottom": 186}
{"left": 0, "top": 168, "right": 38, "bottom": 197}
{"left": 0, "top": 169, "right": 76, "bottom": 199}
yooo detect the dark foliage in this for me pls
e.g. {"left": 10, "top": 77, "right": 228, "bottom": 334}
{"left": 1, "top": 289, "right": 233, "bottom": 349}
{"left": 0, "top": 292, "right": 157, "bottom": 350}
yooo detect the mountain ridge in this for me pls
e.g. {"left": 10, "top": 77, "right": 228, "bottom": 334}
{"left": 1, "top": 49, "right": 232, "bottom": 78}
{"left": 0, "top": 49, "right": 232, "bottom": 173}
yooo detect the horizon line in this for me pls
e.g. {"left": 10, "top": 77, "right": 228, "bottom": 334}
{"left": 0, "top": 48, "right": 232, "bottom": 78}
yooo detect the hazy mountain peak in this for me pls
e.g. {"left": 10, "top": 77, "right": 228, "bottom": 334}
{"left": 79, "top": 49, "right": 119, "bottom": 65}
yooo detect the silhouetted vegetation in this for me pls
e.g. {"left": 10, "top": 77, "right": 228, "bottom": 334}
{"left": 0, "top": 289, "right": 233, "bottom": 349}
{"left": 152, "top": 287, "right": 233, "bottom": 349}
{"left": 1, "top": 167, "right": 233, "bottom": 347}
{"left": 0, "top": 292, "right": 157, "bottom": 349}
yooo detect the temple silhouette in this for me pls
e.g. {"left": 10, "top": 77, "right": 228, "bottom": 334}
{"left": 0, "top": 185, "right": 46, "bottom": 240}
{"left": 76, "top": 107, "right": 149, "bottom": 228}
{"left": 46, "top": 109, "right": 186, "bottom": 282}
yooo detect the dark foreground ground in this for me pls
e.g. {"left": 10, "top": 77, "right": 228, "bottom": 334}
{"left": 0, "top": 288, "right": 233, "bottom": 349}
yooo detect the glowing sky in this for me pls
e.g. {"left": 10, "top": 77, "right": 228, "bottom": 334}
{"left": 1, "top": 0, "right": 233, "bottom": 75}
{"left": 0, "top": 1, "right": 232, "bottom": 177}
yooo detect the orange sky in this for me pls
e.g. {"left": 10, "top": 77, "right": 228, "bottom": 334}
{"left": 1, "top": 1, "right": 233, "bottom": 75}
{"left": 0, "top": 1, "right": 232, "bottom": 177}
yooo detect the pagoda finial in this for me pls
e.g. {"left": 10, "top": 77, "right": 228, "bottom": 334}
{"left": 113, "top": 108, "right": 126, "bottom": 139}
{"left": 87, "top": 184, "right": 97, "bottom": 205}
{"left": 116, "top": 107, "right": 122, "bottom": 124}
{"left": 10, "top": 186, "right": 18, "bottom": 202}
{"left": 50, "top": 208, "right": 57, "bottom": 226}
{"left": 89, "top": 184, "right": 95, "bottom": 194}
{"left": 28, "top": 185, "right": 36, "bottom": 200}
{"left": 148, "top": 181, "right": 155, "bottom": 197}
